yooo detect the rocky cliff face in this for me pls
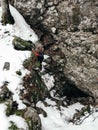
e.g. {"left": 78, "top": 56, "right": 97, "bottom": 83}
{"left": 10, "top": 0, "right": 98, "bottom": 102}
{"left": 10, "top": 0, "right": 98, "bottom": 33}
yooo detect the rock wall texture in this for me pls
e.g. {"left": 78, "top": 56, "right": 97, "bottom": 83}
{"left": 10, "top": 0, "right": 98, "bottom": 33}
{"left": 10, "top": 0, "right": 98, "bottom": 102}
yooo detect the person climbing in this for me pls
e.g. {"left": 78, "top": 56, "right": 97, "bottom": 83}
{"left": 32, "top": 43, "right": 44, "bottom": 70}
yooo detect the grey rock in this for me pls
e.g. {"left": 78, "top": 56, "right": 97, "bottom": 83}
{"left": 24, "top": 107, "right": 42, "bottom": 130}
{"left": 11, "top": 0, "right": 98, "bottom": 103}
{"left": 3, "top": 62, "right": 10, "bottom": 70}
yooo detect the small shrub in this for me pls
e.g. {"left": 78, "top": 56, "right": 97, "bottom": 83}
{"left": 8, "top": 121, "right": 18, "bottom": 130}
{"left": 15, "top": 109, "right": 24, "bottom": 117}
{"left": 16, "top": 70, "right": 22, "bottom": 76}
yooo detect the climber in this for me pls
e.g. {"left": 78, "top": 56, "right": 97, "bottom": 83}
{"left": 32, "top": 44, "right": 44, "bottom": 70}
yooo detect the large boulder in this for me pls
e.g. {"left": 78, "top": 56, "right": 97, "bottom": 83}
{"left": 44, "top": 31, "right": 98, "bottom": 103}
{"left": 10, "top": 0, "right": 98, "bottom": 103}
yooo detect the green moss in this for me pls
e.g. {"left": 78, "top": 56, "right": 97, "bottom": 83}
{"left": 31, "top": 71, "right": 47, "bottom": 103}
{"left": 25, "top": 117, "right": 41, "bottom": 130}
{"left": 5, "top": 101, "right": 18, "bottom": 116}
{"left": 25, "top": 117, "right": 33, "bottom": 130}
{"left": 23, "top": 57, "right": 32, "bottom": 69}
{"left": 6, "top": 102, "right": 12, "bottom": 116}
{"left": 8, "top": 121, "right": 18, "bottom": 130}
{"left": 0, "top": 86, "right": 12, "bottom": 102}
{"left": 86, "top": 105, "right": 91, "bottom": 113}
{"left": 15, "top": 110, "right": 25, "bottom": 117}
{"left": 12, "top": 36, "right": 35, "bottom": 50}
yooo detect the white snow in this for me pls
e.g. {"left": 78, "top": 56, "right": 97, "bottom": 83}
{"left": 37, "top": 100, "right": 98, "bottom": 130}
{"left": 10, "top": 5, "right": 38, "bottom": 42}
{"left": 0, "top": 4, "right": 98, "bottom": 130}
{"left": 42, "top": 73, "right": 55, "bottom": 90}
{"left": 8, "top": 115, "right": 28, "bottom": 129}
{"left": 0, "top": 104, "right": 9, "bottom": 130}
{"left": 0, "top": 5, "right": 38, "bottom": 130}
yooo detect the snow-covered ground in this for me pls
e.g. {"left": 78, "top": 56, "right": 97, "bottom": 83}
{"left": 0, "top": 5, "right": 98, "bottom": 130}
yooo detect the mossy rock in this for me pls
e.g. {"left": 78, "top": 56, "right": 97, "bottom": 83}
{"left": 12, "top": 36, "right": 35, "bottom": 51}
{"left": 5, "top": 100, "right": 18, "bottom": 116}
{"left": 23, "top": 57, "right": 32, "bottom": 70}
{"left": 15, "top": 109, "right": 25, "bottom": 117}
{"left": 24, "top": 107, "right": 42, "bottom": 130}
